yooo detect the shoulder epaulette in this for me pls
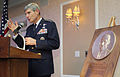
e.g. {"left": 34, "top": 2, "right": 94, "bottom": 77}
{"left": 45, "top": 19, "right": 54, "bottom": 23}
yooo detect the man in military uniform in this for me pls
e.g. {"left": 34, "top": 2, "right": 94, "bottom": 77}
{"left": 8, "top": 3, "right": 60, "bottom": 77}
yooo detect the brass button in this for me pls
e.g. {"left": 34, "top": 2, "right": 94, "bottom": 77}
{"left": 32, "top": 47, "right": 34, "bottom": 49}
{"left": 38, "top": 53, "right": 41, "bottom": 55}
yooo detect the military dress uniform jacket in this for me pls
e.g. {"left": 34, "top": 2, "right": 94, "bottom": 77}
{"left": 13, "top": 18, "right": 60, "bottom": 77}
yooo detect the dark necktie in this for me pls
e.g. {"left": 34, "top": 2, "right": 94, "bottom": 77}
{"left": 33, "top": 24, "right": 37, "bottom": 31}
{"left": 34, "top": 24, "right": 37, "bottom": 28}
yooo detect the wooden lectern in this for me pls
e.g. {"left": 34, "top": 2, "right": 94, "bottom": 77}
{"left": 0, "top": 37, "right": 41, "bottom": 77}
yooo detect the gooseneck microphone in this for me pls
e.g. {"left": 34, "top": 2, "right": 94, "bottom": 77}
{"left": 13, "top": 23, "right": 24, "bottom": 34}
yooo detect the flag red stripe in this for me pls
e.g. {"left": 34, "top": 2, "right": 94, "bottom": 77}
{"left": 4, "top": 27, "right": 9, "bottom": 34}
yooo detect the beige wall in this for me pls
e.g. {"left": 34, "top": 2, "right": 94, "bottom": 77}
{"left": 0, "top": 0, "right": 95, "bottom": 77}
{"left": 97, "top": 1, "right": 120, "bottom": 76}
{"left": 63, "top": 0, "right": 95, "bottom": 75}
{"left": 98, "top": 0, "right": 120, "bottom": 28}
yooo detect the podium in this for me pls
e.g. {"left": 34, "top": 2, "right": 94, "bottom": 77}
{"left": 0, "top": 37, "right": 41, "bottom": 77}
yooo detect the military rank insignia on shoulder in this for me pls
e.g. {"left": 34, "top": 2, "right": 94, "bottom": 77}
{"left": 45, "top": 19, "right": 54, "bottom": 23}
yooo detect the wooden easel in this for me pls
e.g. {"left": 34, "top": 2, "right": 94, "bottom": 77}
{"left": 108, "top": 16, "right": 116, "bottom": 27}
{"left": 80, "top": 17, "right": 120, "bottom": 77}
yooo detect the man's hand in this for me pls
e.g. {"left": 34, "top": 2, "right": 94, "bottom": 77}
{"left": 25, "top": 37, "right": 36, "bottom": 45}
{"left": 7, "top": 19, "right": 18, "bottom": 32}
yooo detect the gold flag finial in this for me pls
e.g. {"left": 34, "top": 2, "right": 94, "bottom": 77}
{"left": 7, "top": 34, "right": 11, "bottom": 37}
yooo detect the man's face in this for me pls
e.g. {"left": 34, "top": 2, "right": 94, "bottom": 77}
{"left": 101, "top": 38, "right": 108, "bottom": 47}
{"left": 25, "top": 8, "right": 38, "bottom": 23}
{"left": 100, "top": 34, "right": 111, "bottom": 51}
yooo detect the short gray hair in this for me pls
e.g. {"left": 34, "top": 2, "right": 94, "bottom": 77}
{"left": 24, "top": 3, "right": 40, "bottom": 13}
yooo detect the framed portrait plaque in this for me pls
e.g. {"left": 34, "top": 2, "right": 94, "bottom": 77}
{"left": 80, "top": 26, "right": 120, "bottom": 77}
{"left": 92, "top": 31, "right": 116, "bottom": 59}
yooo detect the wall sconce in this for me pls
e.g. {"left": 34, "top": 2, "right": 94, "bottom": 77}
{"left": 65, "top": 5, "right": 80, "bottom": 30}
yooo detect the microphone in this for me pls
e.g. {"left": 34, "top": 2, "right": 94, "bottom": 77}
{"left": 19, "top": 23, "right": 24, "bottom": 28}
{"left": 13, "top": 23, "right": 24, "bottom": 34}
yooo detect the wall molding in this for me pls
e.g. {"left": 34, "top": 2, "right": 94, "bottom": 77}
{"left": 61, "top": 75, "right": 80, "bottom": 77}
{"left": 95, "top": 0, "right": 99, "bottom": 29}
{"left": 60, "top": 0, "right": 80, "bottom": 77}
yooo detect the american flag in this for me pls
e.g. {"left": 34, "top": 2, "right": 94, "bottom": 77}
{"left": 0, "top": 0, "right": 9, "bottom": 37}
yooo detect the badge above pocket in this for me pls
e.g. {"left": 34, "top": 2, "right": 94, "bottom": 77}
{"left": 40, "top": 37, "right": 45, "bottom": 40}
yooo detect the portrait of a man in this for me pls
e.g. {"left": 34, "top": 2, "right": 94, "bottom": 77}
{"left": 92, "top": 31, "right": 116, "bottom": 59}
{"left": 97, "top": 33, "right": 111, "bottom": 59}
